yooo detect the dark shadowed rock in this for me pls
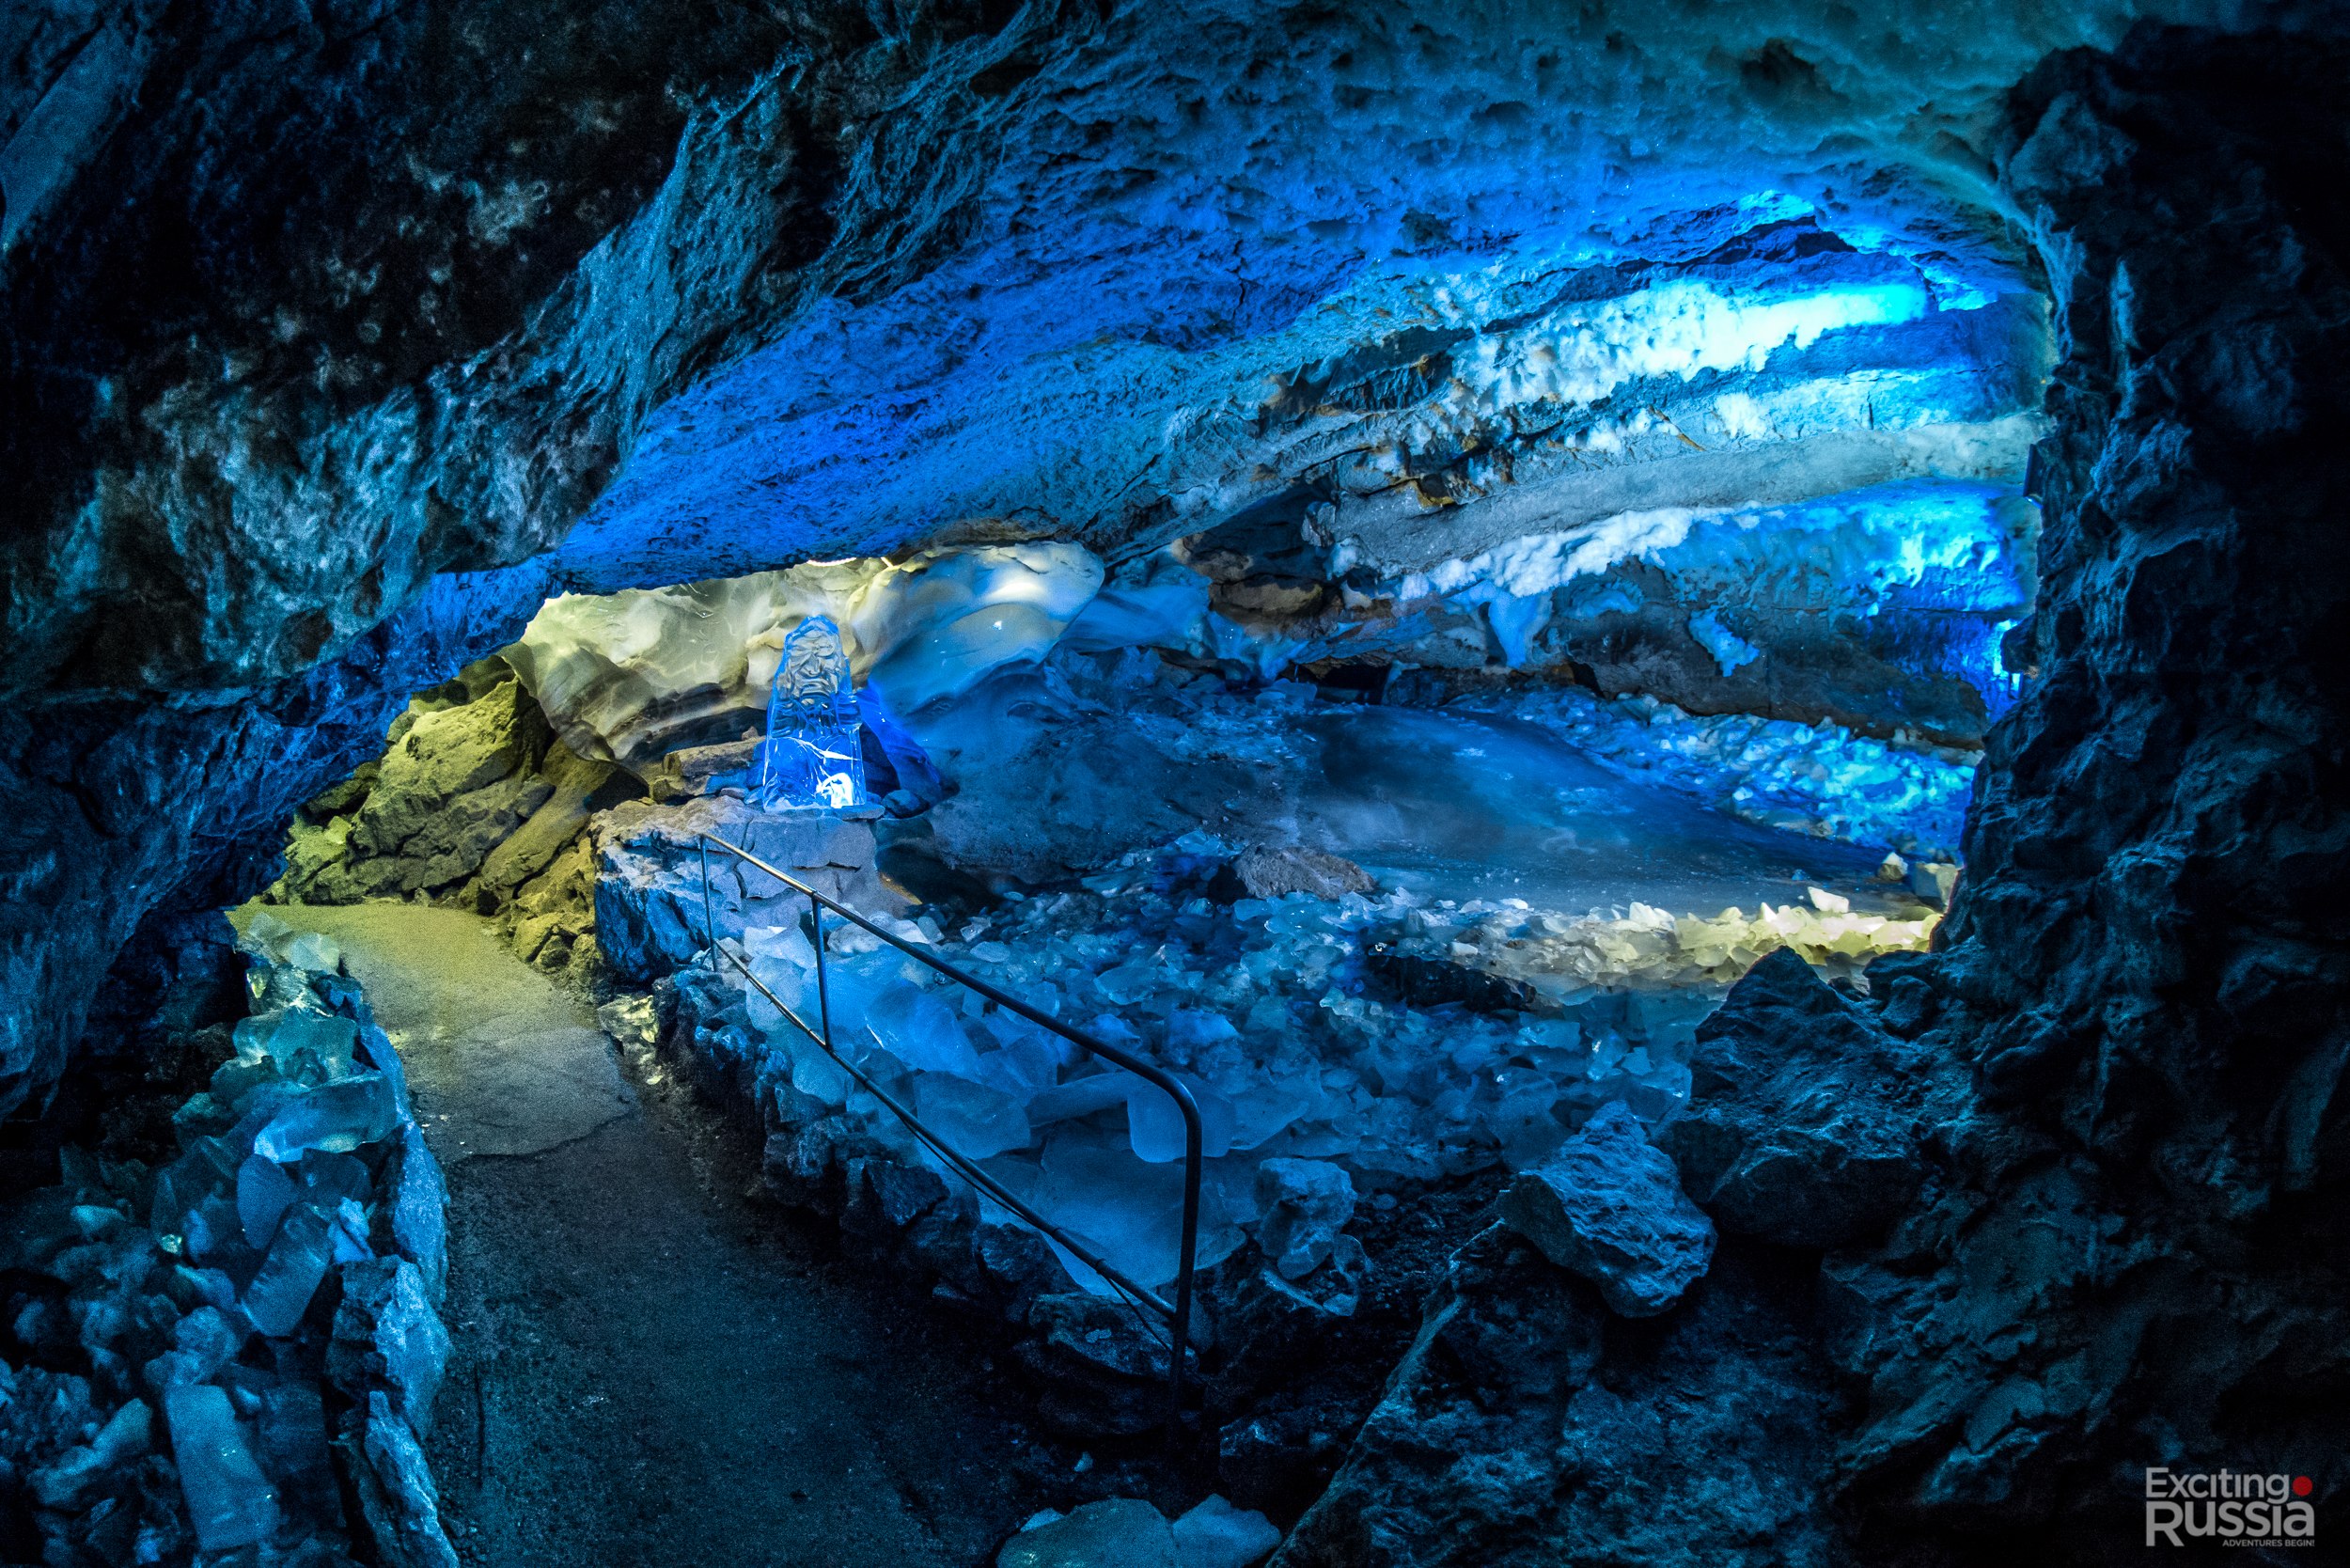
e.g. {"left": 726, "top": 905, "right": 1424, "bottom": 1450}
{"left": 1273, "top": 1231, "right": 1841, "bottom": 1568}
{"left": 1653, "top": 948, "right": 1943, "bottom": 1251}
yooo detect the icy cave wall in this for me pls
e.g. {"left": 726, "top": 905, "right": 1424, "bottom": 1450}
{"left": 0, "top": 0, "right": 2257, "bottom": 1113}
{"left": 0, "top": 3, "right": 2342, "bottom": 1560}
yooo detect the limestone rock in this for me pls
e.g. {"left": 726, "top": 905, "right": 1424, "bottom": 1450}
{"left": 1254, "top": 1158, "right": 1356, "bottom": 1281}
{"left": 1497, "top": 1102, "right": 1714, "bottom": 1318}
{"left": 352, "top": 677, "right": 547, "bottom": 858}
{"left": 1216, "top": 846, "right": 1376, "bottom": 902}
{"left": 343, "top": 1393, "right": 462, "bottom": 1568}
{"left": 1274, "top": 1231, "right": 1838, "bottom": 1568}
{"left": 1653, "top": 948, "right": 1936, "bottom": 1251}
{"left": 328, "top": 1258, "right": 450, "bottom": 1438}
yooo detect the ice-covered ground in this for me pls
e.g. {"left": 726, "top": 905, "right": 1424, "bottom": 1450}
{"left": 1458, "top": 685, "right": 1980, "bottom": 861}
{"left": 1285, "top": 703, "right": 1910, "bottom": 912}
{"left": 713, "top": 797, "right": 1936, "bottom": 1298}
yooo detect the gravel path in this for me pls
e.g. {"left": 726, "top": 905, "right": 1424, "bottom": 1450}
{"left": 268, "top": 902, "right": 1036, "bottom": 1568}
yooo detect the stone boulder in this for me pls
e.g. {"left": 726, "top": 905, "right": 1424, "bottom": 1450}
{"left": 1497, "top": 1101, "right": 1714, "bottom": 1317}
{"left": 1211, "top": 846, "right": 1376, "bottom": 902}
{"left": 1653, "top": 948, "right": 1943, "bottom": 1251}
{"left": 1274, "top": 1231, "right": 1839, "bottom": 1568}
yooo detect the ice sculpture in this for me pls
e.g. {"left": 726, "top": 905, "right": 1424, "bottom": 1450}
{"left": 755, "top": 616, "right": 868, "bottom": 810}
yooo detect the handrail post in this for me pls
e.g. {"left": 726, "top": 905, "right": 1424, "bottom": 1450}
{"left": 808, "top": 892, "right": 831, "bottom": 1048}
{"left": 697, "top": 837, "right": 715, "bottom": 966}
{"left": 1169, "top": 1082, "right": 1202, "bottom": 1437}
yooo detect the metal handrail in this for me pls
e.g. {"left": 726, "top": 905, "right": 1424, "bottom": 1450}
{"left": 689, "top": 830, "right": 1204, "bottom": 1424}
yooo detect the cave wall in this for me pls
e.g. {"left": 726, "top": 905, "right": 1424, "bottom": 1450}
{"left": 0, "top": 0, "right": 2313, "bottom": 1135}
{"left": 1835, "top": 26, "right": 2350, "bottom": 1523}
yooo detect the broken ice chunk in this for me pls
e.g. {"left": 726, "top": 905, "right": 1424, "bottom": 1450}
{"left": 1171, "top": 1494, "right": 1283, "bottom": 1568}
{"left": 1024, "top": 1072, "right": 1131, "bottom": 1126}
{"left": 1166, "top": 1009, "right": 1239, "bottom": 1055}
{"left": 1222, "top": 1072, "right": 1324, "bottom": 1151}
{"left": 235, "top": 1009, "right": 360, "bottom": 1077}
{"left": 255, "top": 1384, "right": 344, "bottom": 1529}
{"left": 242, "top": 1202, "right": 336, "bottom": 1337}
{"left": 301, "top": 1150, "right": 373, "bottom": 1208}
{"left": 1039, "top": 1126, "right": 1191, "bottom": 1291}
{"left": 236, "top": 1155, "right": 297, "bottom": 1249}
{"left": 1125, "top": 1074, "right": 1235, "bottom": 1163}
{"left": 329, "top": 1198, "right": 375, "bottom": 1264}
{"left": 1905, "top": 858, "right": 1960, "bottom": 907}
{"left": 975, "top": 1036, "right": 1060, "bottom": 1097}
{"left": 787, "top": 1038, "right": 853, "bottom": 1105}
{"left": 998, "top": 1497, "right": 1179, "bottom": 1568}
{"left": 279, "top": 932, "right": 343, "bottom": 975}
{"left": 251, "top": 1073, "right": 400, "bottom": 1162}
{"left": 237, "top": 910, "right": 295, "bottom": 960}
{"left": 31, "top": 1397, "right": 152, "bottom": 1511}
{"left": 913, "top": 1072, "right": 1033, "bottom": 1160}
{"left": 1254, "top": 1159, "right": 1356, "bottom": 1280}
{"left": 866, "top": 983, "right": 984, "bottom": 1079}
{"left": 164, "top": 1384, "right": 282, "bottom": 1552}
{"left": 152, "top": 1137, "right": 242, "bottom": 1241}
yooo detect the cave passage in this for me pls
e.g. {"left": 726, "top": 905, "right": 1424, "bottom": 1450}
{"left": 253, "top": 902, "right": 1039, "bottom": 1566}
{"left": 9, "top": 8, "right": 2342, "bottom": 1568}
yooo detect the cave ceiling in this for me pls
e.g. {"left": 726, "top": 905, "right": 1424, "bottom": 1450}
{"left": 1, "top": 0, "right": 2236, "bottom": 701}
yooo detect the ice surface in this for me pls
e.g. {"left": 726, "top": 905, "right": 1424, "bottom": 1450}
{"left": 164, "top": 1384, "right": 282, "bottom": 1552}
{"left": 234, "top": 1008, "right": 361, "bottom": 1077}
{"left": 236, "top": 1154, "right": 296, "bottom": 1248}
{"left": 1126, "top": 1074, "right": 1236, "bottom": 1164}
{"left": 713, "top": 701, "right": 1942, "bottom": 1289}
{"left": 241, "top": 1202, "right": 335, "bottom": 1337}
{"left": 252, "top": 1074, "right": 400, "bottom": 1162}
{"left": 1477, "top": 684, "right": 1978, "bottom": 859}
{"left": 865, "top": 981, "right": 984, "bottom": 1078}
{"left": 914, "top": 1073, "right": 1033, "bottom": 1160}
{"left": 1292, "top": 705, "right": 1900, "bottom": 913}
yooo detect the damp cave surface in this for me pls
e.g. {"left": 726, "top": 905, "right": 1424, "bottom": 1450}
{"left": 4, "top": 8, "right": 2345, "bottom": 1568}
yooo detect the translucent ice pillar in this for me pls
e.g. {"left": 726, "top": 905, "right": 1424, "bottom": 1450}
{"left": 755, "top": 615, "right": 868, "bottom": 810}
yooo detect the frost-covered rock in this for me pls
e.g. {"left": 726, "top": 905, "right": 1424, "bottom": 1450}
{"left": 1498, "top": 1103, "right": 1716, "bottom": 1317}
{"left": 1215, "top": 847, "right": 1377, "bottom": 902}
{"left": 1254, "top": 1160, "right": 1357, "bottom": 1281}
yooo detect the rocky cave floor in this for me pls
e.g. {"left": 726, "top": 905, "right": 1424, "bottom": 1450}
{"left": 2, "top": 893, "right": 1511, "bottom": 1568}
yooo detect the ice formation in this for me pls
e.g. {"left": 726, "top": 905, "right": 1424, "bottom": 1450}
{"left": 502, "top": 543, "right": 1103, "bottom": 769}
{"left": 1464, "top": 685, "right": 1981, "bottom": 861}
{"left": 712, "top": 832, "right": 1936, "bottom": 1296}
{"left": 0, "top": 911, "right": 454, "bottom": 1565}
{"left": 754, "top": 616, "right": 866, "bottom": 810}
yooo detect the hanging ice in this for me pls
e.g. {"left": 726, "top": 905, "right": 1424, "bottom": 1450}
{"left": 755, "top": 615, "right": 868, "bottom": 810}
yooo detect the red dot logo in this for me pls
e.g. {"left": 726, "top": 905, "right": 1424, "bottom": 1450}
{"left": 2294, "top": 1476, "right": 2313, "bottom": 1497}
